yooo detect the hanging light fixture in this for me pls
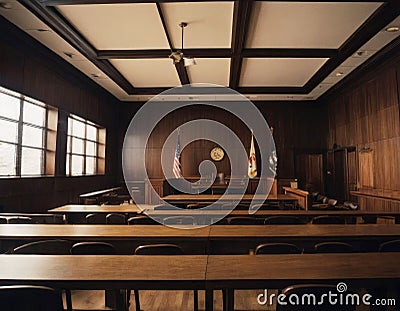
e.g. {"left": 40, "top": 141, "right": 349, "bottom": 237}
{"left": 169, "top": 22, "right": 197, "bottom": 67}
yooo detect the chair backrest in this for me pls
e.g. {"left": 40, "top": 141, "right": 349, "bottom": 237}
{"left": 249, "top": 203, "right": 280, "bottom": 211}
{"left": 0, "top": 217, "right": 7, "bottom": 224}
{"left": 7, "top": 216, "right": 33, "bottom": 224}
{"left": 153, "top": 204, "right": 180, "bottom": 210}
{"left": 12, "top": 239, "right": 73, "bottom": 255}
{"left": 314, "top": 242, "right": 354, "bottom": 253}
{"left": 277, "top": 284, "right": 357, "bottom": 311}
{"left": 264, "top": 216, "right": 303, "bottom": 225}
{"left": 379, "top": 239, "right": 400, "bottom": 252}
{"left": 85, "top": 213, "right": 106, "bottom": 224}
{"left": 0, "top": 285, "right": 64, "bottom": 311}
{"left": 255, "top": 243, "right": 302, "bottom": 254}
{"left": 226, "top": 216, "right": 260, "bottom": 225}
{"left": 127, "top": 216, "right": 158, "bottom": 225}
{"left": 311, "top": 215, "right": 346, "bottom": 224}
{"left": 163, "top": 216, "right": 195, "bottom": 225}
{"left": 135, "top": 244, "right": 184, "bottom": 255}
{"left": 106, "top": 213, "right": 126, "bottom": 224}
{"left": 70, "top": 242, "right": 116, "bottom": 255}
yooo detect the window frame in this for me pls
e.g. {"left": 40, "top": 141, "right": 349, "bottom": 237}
{"left": 0, "top": 86, "right": 57, "bottom": 178}
{"left": 66, "top": 114, "right": 106, "bottom": 177}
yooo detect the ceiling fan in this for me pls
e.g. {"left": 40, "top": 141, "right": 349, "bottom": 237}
{"left": 169, "top": 22, "right": 197, "bottom": 67}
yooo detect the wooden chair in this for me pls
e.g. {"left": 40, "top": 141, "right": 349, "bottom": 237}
{"left": 264, "top": 216, "right": 303, "bottom": 225}
{"left": 255, "top": 243, "right": 303, "bottom": 254}
{"left": 314, "top": 242, "right": 354, "bottom": 253}
{"left": 130, "top": 244, "right": 198, "bottom": 311}
{"left": 163, "top": 216, "right": 195, "bottom": 225}
{"left": 7, "top": 216, "right": 33, "bottom": 224}
{"left": 11, "top": 240, "right": 73, "bottom": 311}
{"left": 277, "top": 284, "right": 357, "bottom": 311}
{"left": 311, "top": 215, "right": 346, "bottom": 224}
{"left": 85, "top": 213, "right": 106, "bottom": 224}
{"left": 379, "top": 239, "right": 400, "bottom": 252}
{"left": 0, "top": 285, "right": 64, "bottom": 311}
{"left": 226, "top": 216, "right": 261, "bottom": 225}
{"left": 128, "top": 215, "right": 158, "bottom": 225}
{"left": 106, "top": 213, "right": 126, "bottom": 224}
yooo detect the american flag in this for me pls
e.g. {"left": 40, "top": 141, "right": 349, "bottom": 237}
{"left": 173, "top": 130, "right": 182, "bottom": 178}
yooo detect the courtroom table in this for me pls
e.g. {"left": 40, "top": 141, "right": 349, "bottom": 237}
{"left": 208, "top": 224, "right": 400, "bottom": 254}
{"left": 162, "top": 194, "right": 297, "bottom": 207}
{"left": 1, "top": 224, "right": 399, "bottom": 254}
{"left": 0, "top": 224, "right": 210, "bottom": 254}
{"left": 205, "top": 253, "right": 400, "bottom": 311}
{"left": 0, "top": 254, "right": 207, "bottom": 311}
{"left": 48, "top": 204, "right": 154, "bottom": 223}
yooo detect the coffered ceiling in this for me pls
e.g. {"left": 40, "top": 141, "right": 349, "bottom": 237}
{"left": 1, "top": 1, "right": 399, "bottom": 101}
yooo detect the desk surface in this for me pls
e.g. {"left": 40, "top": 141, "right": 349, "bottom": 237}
{"left": 48, "top": 204, "right": 152, "bottom": 214}
{"left": 0, "top": 224, "right": 399, "bottom": 240}
{"left": 209, "top": 224, "right": 400, "bottom": 238}
{"left": 206, "top": 253, "right": 400, "bottom": 288}
{"left": 0, "top": 254, "right": 207, "bottom": 289}
{"left": 162, "top": 194, "right": 296, "bottom": 203}
{"left": 0, "top": 224, "right": 210, "bottom": 239}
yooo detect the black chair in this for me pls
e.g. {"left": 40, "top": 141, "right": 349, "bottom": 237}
{"left": 276, "top": 284, "right": 357, "bottom": 311}
{"left": 70, "top": 242, "right": 123, "bottom": 311}
{"left": 131, "top": 244, "right": 198, "bottom": 311}
{"left": 106, "top": 213, "right": 126, "bottom": 224}
{"left": 311, "top": 215, "right": 346, "bottom": 224}
{"left": 163, "top": 216, "right": 195, "bottom": 225}
{"left": 85, "top": 213, "right": 107, "bottom": 224}
{"left": 314, "top": 242, "right": 354, "bottom": 253}
{"left": 128, "top": 216, "right": 158, "bottom": 225}
{"left": 12, "top": 239, "right": 73, "bottom": 255}
{"left": 379, "top": 239, "right": 400, "bottom": 252}
{"left": 250, "top": 203, "right": 280, "bottom": 210}
{"left": 264, "top": 216, "right": 303, "bottom": 225}
{"left": 70, "top": 242, "right": 116, "bottom": 255}
{"left": 0, "top": 217, "right": 7, "bottom": 224}
{"left": 226, "top": 216, "right": 260, "bottom": 225}
{"left": 11, "top": 240, "right": 73, "bottom": 311}
{"left": 255, "top": 243, "right": 303, "bottom": 254}
{"left": 8, "top": 216, "right": 33, "bottom": 224}
{"left": 0, "top": 285, "right": 64, "bottom": 311}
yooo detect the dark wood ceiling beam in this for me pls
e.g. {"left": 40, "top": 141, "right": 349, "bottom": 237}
{"left": 303, "top": 1, "right": 400, "bottom": 93}
{"left": 229, "top": 0, "right": 253, "bottom": 89}
{"left": 42, "top": 0, "right": 399, "bottom": 6}
{"left": 97, "top": 48, "right": 232, "bottom": 59}
{"left": 156, "top": 2, "right": 190, "bottom": 85}
{"left": 242, "top": 48, "right": 338, "bottom": 58}
{"left": 19, "top": 0, "right": 135, "bottom": 94}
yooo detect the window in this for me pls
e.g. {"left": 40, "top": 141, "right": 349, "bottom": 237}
{"left": 0, "top": 86, "right": 57, "bottom": 177}
{"left": 66, "top": 114, "right": 106, "bottom": 176}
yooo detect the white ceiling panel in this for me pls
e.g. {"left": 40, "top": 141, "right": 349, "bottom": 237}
{"left": 240, "top": 58, "right": 328, "bottom": 87}
{"left": 246, "top": 1, "right": 382, "bottom": 48}
{"left": 0, "top": 1, "right": 50, "bottom": 31}
{"left": 110, "top": 59, "right": 181, "bottom": 88}
{"left": 162, "top": 2, "right": 234, "bottom": 48}
{"left": 57, "top": 3, "right": 169, "bottom": 50}
{"left": 187, "top": 58, "right": 230, "bottom": 86}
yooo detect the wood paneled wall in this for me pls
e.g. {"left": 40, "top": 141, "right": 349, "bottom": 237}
{"left": 0, "top": 17, "right": 119, "bottom": 212}
{"left": 321, "top": 48, "right": 400, "bottom": 210}
{"left": 118, "top": 101, "right": 328, "bottom": 181}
